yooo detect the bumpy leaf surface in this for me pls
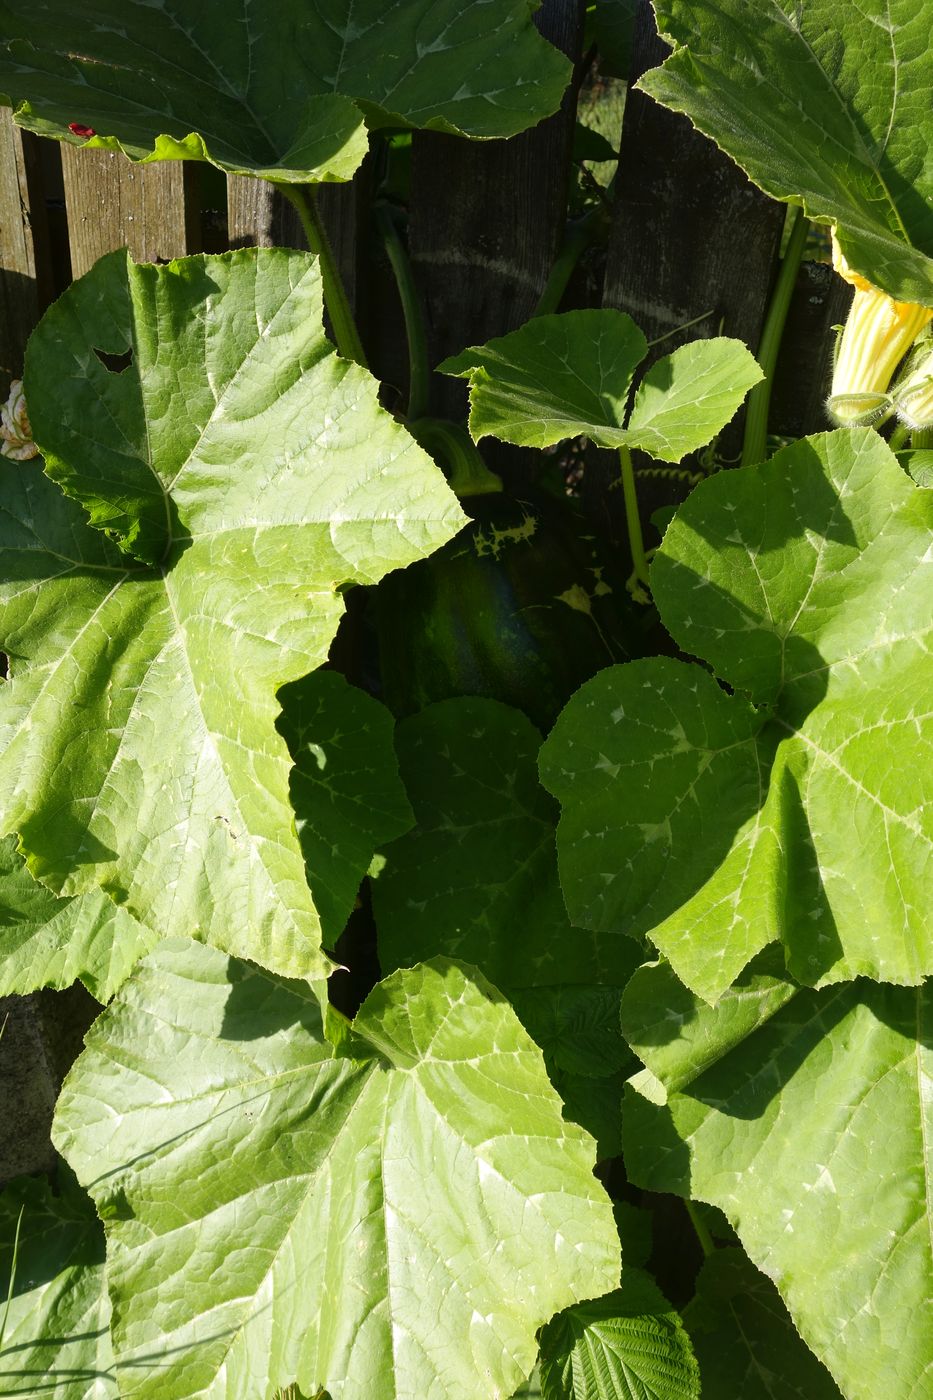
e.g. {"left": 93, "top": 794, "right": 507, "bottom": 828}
{"left": 538, "top": 1272, "right": 700, "bottom": 1400}
{"left": 622, "top": 968, "right": 933, "bottom": 1400}
{"left": 540, "top": 430, "right": 932, "bottom": 998}
{"left": 440, "top": 313, "right": 762, "bottom": 460}
{"left": 0, "top": 0, "right": 570, "bottom": 183}
{"left": 53, "top": 943, "right": 618, "bottom": 1400}
{"left": 0, "top": 247, "right": 464, "bottom": 980}
{"left": 683, "top": 1249, "right": 843, "bottom": 1399}
{"left": 0, "top": 1169, "right": 115, "bottom": 1398}
{"left": 278, "top": 670, "right": 413, "bottom": 946}
{"left": 640, "top": 0, "right": 933, "bottom": 303}
{"left": 0, "top": 836, "right": 155, "bottom": 1001}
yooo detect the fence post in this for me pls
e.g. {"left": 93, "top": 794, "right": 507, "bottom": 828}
{"left": 0, "top": 111, "right": 51, "bottom": 389}
{"left": 60, "top": 147, "right": 201, "bottom": 275}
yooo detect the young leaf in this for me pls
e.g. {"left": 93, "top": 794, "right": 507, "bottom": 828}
{"left": 0, "top": 1168, "right": 115, "bottom": 1398}
{"left": 53, "top": 942, "right": 619, "bottom": 1400}
{"left": 540, "top": 429, "right": 933, "bottom": 998}
{"left": 0, "top": 248, "right": 465, "bottom": 982}
{"left": 640, "top": 0, "right": 933, "bottom": 304}
{"left": 538, "top": 1271, "right": 700, "bottom": 1400}
{"left": 0, "top": 836, "right": 155, "bottom": 1001}
{"left": 683, "top": 1249, "right": 843, "bottom": 1399}
{"left": 623, "top": 975, "right": 932, "bottom": 1400}
{"left": 440, "top": 312, "right": 762, "bottom": 461}
{"left": 0, "top": 0, "right": 571, "bottom": 184}
{"left": 278, "top": 671, "right": 414, "bottom": 946}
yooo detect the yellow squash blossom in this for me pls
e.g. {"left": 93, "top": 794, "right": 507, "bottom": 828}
{"left": 828, "top": 233, "right": 932, "bottom": 425}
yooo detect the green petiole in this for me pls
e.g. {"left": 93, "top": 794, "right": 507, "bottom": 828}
{"left": 272, "top": 182, "right": 369, "bottom": 368}
{"left": 741, "top": 207, "right": 809, "bottom": 467}
{"left": 374, "top": 203, "right": 431, "bottom": 421}
{"left": 619, "top": 444, "right": 650, "bottom": 591}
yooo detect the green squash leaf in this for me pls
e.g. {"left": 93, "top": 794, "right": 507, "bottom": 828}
{"left": 53, "top": 942, "right": 619, "bottom": 1400}
{"left": 440, "top": 312, "right": 762, "bottom": 461}
{"left": 0, "top": 835, "right": 155, "bottom": 1001}
{"left": 538, "top": 1271, "right": 700, "bottom": 1400}
{"left": 623, "top": 972, "right": 932, "bottom": 1400}
{"left": 540, "top": 429, "right": 933, "bottom": 998}
{"left": 0, "top": 0, "right": 571, "bottom": 184}
{"left": 0, "top": 1168, "right": 115, "bottom": 1398}
{"left": 278, "top": 671, "right": 413, "bottom": 947}
{"left": 639, "top": 0, "right": 933, "bottom": 304}
{"left": 0, "top": 248, "right": 465, "bottom": 982}
{"left": 683, "top": 1249, "right": 843, "bottom": 1399}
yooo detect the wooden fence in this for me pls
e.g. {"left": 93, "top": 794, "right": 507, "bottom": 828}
{"left": 0, "top": 0, "right": 851, "bottom": 1182}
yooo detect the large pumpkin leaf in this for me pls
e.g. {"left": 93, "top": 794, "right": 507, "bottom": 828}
{"left": 440, "top": 312, "right": 762, "bottom": 461}
{"left": 622, "top": 966, "right": 933, "bottom": 1400}
{"left": 639, "top": 0, "right": 933, "bottom": 303}
{"left": 53, "top": 941, "right": 619, "bottom": 1400}
{"left": 540, "top": 429, "right": 933, "bottom": 999}
{"left": 538, "top": 1272, "right": 700, "bottom": 1400}
{"left": 0, "top": 0, "right": 571, "bottom": 184}
{"left": 0, "top": 1168, "right": 115, "bottom": 1398}
{"left": 0, "top": 247, "right": 465, "bottom": 981}
{"left": 0, "top": 836, "right": 155, "bottom": 1001}
{"left": 683, "top": 1249, "right": 844, "bottom": 1399}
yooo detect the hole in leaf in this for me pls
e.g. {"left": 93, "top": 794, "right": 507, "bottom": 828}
{"left": 93, "top": 346, "right": 133, "bottom": 374}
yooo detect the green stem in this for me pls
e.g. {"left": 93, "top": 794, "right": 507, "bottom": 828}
{"left": 272, "top": 182, "right": 368, "bottom": 367}
{"left": 619, "top": 445, "right": 650, "bottom": 590}
{"left": 685, "top": 1200, "right": 715, "bottom": 1258}
{"left": 888, "top": 423, "right": 910, "bottom": 452}
{"left": 532, "top": 206, "right": 608, "bottom": 319}
{"left": 741, "top": 207, "right": 809, "bottom": 467}
{"left": 408, "top": 418, "right": 503, "bottom": 498}
{"left": 910, "top": 426, "right": 933, "bottom": 449}
{"left": 374, "top": 204, "right": 430, "bottom": 420}
{"left": 0, "top": 1204, "right": 23, "bottom": 1350}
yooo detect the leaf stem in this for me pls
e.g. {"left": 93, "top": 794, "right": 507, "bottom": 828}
{"left": 374, "top": 204, "right": 430, "bottom": 420}
{"left": 272, "top": 183, "right": 368, "bottom": 367}
{"left": 532, "top": 206, "right": 608, "bottom": 319}
{"left": 0, "top": 1204, "right": 24, "bottom": 1351}
{"left": 888, "top": 423, "right": 910, "bottom": 452}
{"left": 685, "top": 1200, "right": 715, "bottom": 1258}
{"left": 619, "top": 445, "right": 650, "bottom": 589}
{"left": 408, "top": 418, "right": 503, "bottom": 498}
{"left": 741, "top": 207, "right": 809, "bottom": 467}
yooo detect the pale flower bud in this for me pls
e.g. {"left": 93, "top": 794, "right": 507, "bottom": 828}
{"left": 892, "top": 344, "right": 933, "bottom": 431}
{"left": 827, "top": 233, "right": 933, "bottom": 427}
{"left": 0, "top": 379, "right": 38, "bottom": 461}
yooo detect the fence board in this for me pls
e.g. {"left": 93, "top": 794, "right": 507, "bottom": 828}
{"left": 0, "top": 112, "right": 50, "bottom": 385}
{"left": 61, "top": 146, "right": 200, "bottom": 276}
{"left": 407, "top": 0, "right": 586, "bottom": 422}
{"left": 771, "top": 259, "right": 852, "bottom": 440}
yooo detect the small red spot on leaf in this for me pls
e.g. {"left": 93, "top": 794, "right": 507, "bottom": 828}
{"left": 68, "top": 123, "right": 96, "bottom": 138}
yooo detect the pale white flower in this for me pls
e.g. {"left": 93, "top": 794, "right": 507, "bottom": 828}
{"left": 0, "top": 379, "right": 38, "bottom": 461}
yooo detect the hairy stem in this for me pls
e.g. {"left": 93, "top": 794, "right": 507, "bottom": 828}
{"left": 685, "top": 1200, "right": 715, "bottom": 1258}
{"left": 741, "top": 207, "right": 809, "bottom": 467}
{"left": 273, "top": 183, "right": 368, "bottom": 368}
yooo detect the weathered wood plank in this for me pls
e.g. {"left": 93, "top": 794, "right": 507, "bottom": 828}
{"left": 0, "top": 112, "right": 51, "bottom": 385}
{"left": 407, "top": 0, "right": 586, "bottom": 421}
{"left": 61, "top": 146, "right": 200, "bottom": 276}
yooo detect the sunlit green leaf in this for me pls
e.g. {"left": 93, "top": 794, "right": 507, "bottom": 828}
{"left": 0, "top": 247, "right": 464, "bottom": 981}
{"left": 440, "top": 313, "right": 761, "bottom": 461}
{"left": 640, "top": 0, "right": 933, "bottom": 303}
{"left": 540, "top": 430, "right": 933, "bottom": 998}
{"left": 53, "top": 942, "right": 619, "bottom": 1400}
{"left": 0, "top": 0, "right": 571, "bottom": 184}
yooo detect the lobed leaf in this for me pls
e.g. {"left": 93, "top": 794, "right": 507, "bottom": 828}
{"left": 0, "top": 0, "right": 571, "bottom": 184}
{"left": 622, "top": 970, "right": 933, "bottom": 1400}
{"left": 53, "top": 942, "right": 619, "bottom": 1400}
{"left": 440, "top": 312, "right": 761, "bottom": 460}
{"left": 540, "top": 429, "right": 933, "bottom": 998}
{"left": 640, "top": 0, "right": 933, "bottom": 303}
{"left": 0, "top": 247, "right": 465, "bottom": 982}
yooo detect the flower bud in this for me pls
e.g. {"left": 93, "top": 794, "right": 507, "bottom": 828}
{"left": 827, "top": 233, "right": 932, "bottom": 427}
{"left": 0, "top": 379, "right": 38, "bottom": 461}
